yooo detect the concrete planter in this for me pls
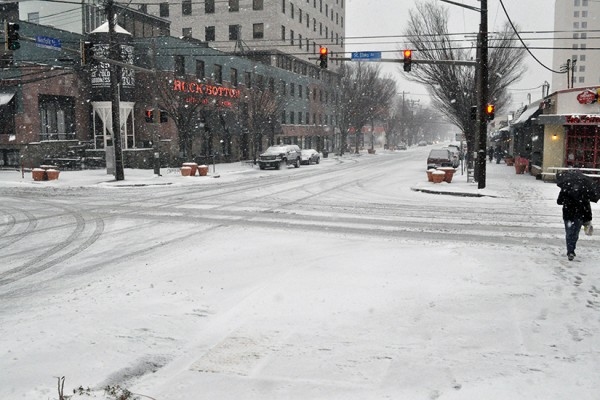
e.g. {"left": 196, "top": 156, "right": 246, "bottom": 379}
{"left": 198, "top": 165, "right": 209, "bottom": 176}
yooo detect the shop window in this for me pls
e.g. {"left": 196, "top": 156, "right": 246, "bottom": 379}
{"left": 39, "top": 95, "right": 75, "bottom": 141}
{"left": 0, "top": 93, "right": 16, "bottom": 137}
{"left": 566, "top": 125, "right": 600, "bottom": 168}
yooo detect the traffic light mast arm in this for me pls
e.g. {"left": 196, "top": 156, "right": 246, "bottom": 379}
{"left": 326, "top": 57, "right": 477, "bottom": 66}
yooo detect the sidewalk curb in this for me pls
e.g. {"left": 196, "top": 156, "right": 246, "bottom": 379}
{"left": 410, "top": 187, "right": 501, "bottom": 198}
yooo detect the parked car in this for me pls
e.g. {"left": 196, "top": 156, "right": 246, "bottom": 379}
{"left": 301, "top": 149, "right": 320, "bottom": 165}
{"left": 397, "top": 143, "right": 408, "bottom": 150}
{"left": 258, "top": 145, "right": 302, "bottom": 170}
{"left": 418, "top": 140, "right": 428, "bottom": 147}
{"left": 427, "top": 148, "right": 454, "bottom": 170}
{"left": 442, "top": 146, "right": 461, "bottom": 168}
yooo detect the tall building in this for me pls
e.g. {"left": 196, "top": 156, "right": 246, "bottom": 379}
{"left": 552, "top": 0, "right": 600, "bottom": 91}
{"left": 139, "top": 0, "right": 346, "bottom": 72}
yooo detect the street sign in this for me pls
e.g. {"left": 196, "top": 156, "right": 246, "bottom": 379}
{"left": 351, "top": 51, "right": 382, "bottom": 61}
{"left": 35, "top": 36, "right": 62, "bottom": 51}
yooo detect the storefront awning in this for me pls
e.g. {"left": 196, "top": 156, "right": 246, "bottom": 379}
{"left": 0, "top": 92, "right": 15, "bottom": 106}
{"left": 513, "top": 105, "right": 541, "bottom": 125}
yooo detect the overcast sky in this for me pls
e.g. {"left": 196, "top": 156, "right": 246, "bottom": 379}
{"left": 345, "top": 0, "right": 556, "bottom": 112}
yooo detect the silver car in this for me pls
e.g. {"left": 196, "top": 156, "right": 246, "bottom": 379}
{"left": 301, "top": 149, "right": 320, "bottom": 165}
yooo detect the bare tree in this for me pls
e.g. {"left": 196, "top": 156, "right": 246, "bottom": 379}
{"left": 338, "top": 63, "right": 397, "bottom": 154}
{"left": 145, "top": 73, "right": 209, "bottom": 159}
{"left": 242, "top": 84, "right": 284, "bottom": 161}
{"left": 403, "top": 0, "right": 526, "bottom": 152}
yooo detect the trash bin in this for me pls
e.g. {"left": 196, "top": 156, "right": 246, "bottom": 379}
{"left": 322, "top": 150, "right": 329, "bottom": 158}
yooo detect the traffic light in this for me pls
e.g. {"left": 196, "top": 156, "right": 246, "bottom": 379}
{"left": 81, "top": 41, "right": 95, "bottom": 65}
{"left": 403, "top": 49, "right": 412, "bottom": 72}
{"left": 319, "top": 46, "right": 328, "bottom": 69}
{"left": 470, "top": 105, "right": 477, "bottom": 121}
{"left": 145, "top": 109, "right": 155, "bottom": 123}
{"left": 485, "top": 103, "right": 495, "bottom": 121}
{"left": 4, "top": 22, "right": 20, "bottom": 51}
{"left": 159, "top": 110, "right": 168, "bottom": 123}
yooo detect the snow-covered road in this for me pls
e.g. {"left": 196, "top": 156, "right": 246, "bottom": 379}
{"left": 1, "top": 147, "right": 599, "bottom": 399}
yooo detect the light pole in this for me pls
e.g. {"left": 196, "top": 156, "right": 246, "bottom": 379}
{"left": 439, "top": 0, "right": 487, "bottom": 188}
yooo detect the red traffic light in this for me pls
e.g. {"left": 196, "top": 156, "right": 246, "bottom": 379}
{"left": 403, "top": 49, "right": 412, "bottom": 59}
{"left": 320, "top": 47, "right": 328, "bottom": 56}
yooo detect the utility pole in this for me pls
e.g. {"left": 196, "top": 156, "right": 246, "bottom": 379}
{"left": 106, "top": 0, "right": 125, "bottom": 180}
{"left": 475, "top": 0, "right": 488, "bottom": 189}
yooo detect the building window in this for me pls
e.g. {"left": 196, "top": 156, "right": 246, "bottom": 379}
{"left": 281, "top": 81, "right": 287, "bottom": 95}
{"left": 245, "top": 71, "right": 252, "bottom": 88}
{"left": 230, "top": 68, "right": 238, "bottom": 86}
{"left": 299, "top": 34, "right": 303, "bottom": 48}
{"left": 305, "top": 113, "right": 309, "bottom": 124}
{"left": 269, "top": 78, "right": 275, "bottom": 92}
{"left": 281, "top": 110, "right": 287, "bottom": 124}
{"left": 298, "top": 85, "right": 302, "bottom": 98}
{"left": 290, "top": 82, "right": 295, "bottom": 97}
{"left": 299, "top": 9, "right": 303, "bottom": 23}
{"left": 159, "top": 2, "right": 169, "bottom": 17}
{"left": 582, "top": 0, "right": 588, "bottom": 6}
{"left": 253, "top": 23, "right": 264, "bottom": 39}
{"left": 205, "top": 26, "right": 215, "bottom": 41}
{"left": 298, "top": 112, "right": 302, "bottom": 124}
{"left": 253, "top": 0, "right": 264, "bottom": 10}
{"left": 290, "top": 111, "right": 295, "bottom": 124}
{"left": 306, "top": 13, "right": 310, "bottom": 28}
{"left": 0, "top": 94, "right": 15, "bottom": 137}
{"left": 229, "top": 0, "right": 239, "bottom": 12}
{"left": 182, "top": 27, "right": 192, "bottom": 38}
{"left": 214, "top": 64, "right": 222, "bottom": 84}
{"left": 341, "top": 16, "right": 344, "bottom": 28}
{"left": 174, "top": 55, "right": 185, "bottom": 76}
{"left": 282, "top": 0, "right": 285, "bottom": 13}
{"left": 580, "top": 55, "right": 586, "bottom": 61}
{"left": 281, "top": 25, "right": 286, "bottom": 40}
{"left": 39, "top": 95, "right": 75, "bottom": 141}
{"left": 196, "top": 60, "right": 205, "bottom": 80}
{"left": 229, "top": 25, "right": 239, "bottom": 40}
{"left": 206, "top": 0, "right": 215, "bottom": 14}
{"left": 291, "top": 3, "right": 294, "bottom": 18}
{"left": 182, "top": 0, "right": 192, "bottom": 15}
{"left": 290, "top": 29, "right": 294, "bottom": 45}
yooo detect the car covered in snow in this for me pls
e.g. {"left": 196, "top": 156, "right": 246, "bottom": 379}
{"left": 258, "top": 145, "right": 302, "bottom": 170}
{"left": 300, "top": 149, "right": 320, "bottom": 165}
{"left": 427, "top": 148, "right": 454, "bottom": 170}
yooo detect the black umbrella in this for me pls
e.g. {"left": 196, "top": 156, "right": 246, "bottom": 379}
{"left": 556, "top": 169, "right": 600, "bottom": 203}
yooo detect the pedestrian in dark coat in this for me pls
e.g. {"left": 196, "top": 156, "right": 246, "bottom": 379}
{"left": 557, "top": 188, "right": 592, "bottom": 260}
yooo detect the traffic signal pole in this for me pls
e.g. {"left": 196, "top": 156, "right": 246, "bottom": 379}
{"left": 476, "top": 0, "right": 488, "bottom": 189}
{"left": 107, "top": 0, "right": 125, "bottom": 181}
